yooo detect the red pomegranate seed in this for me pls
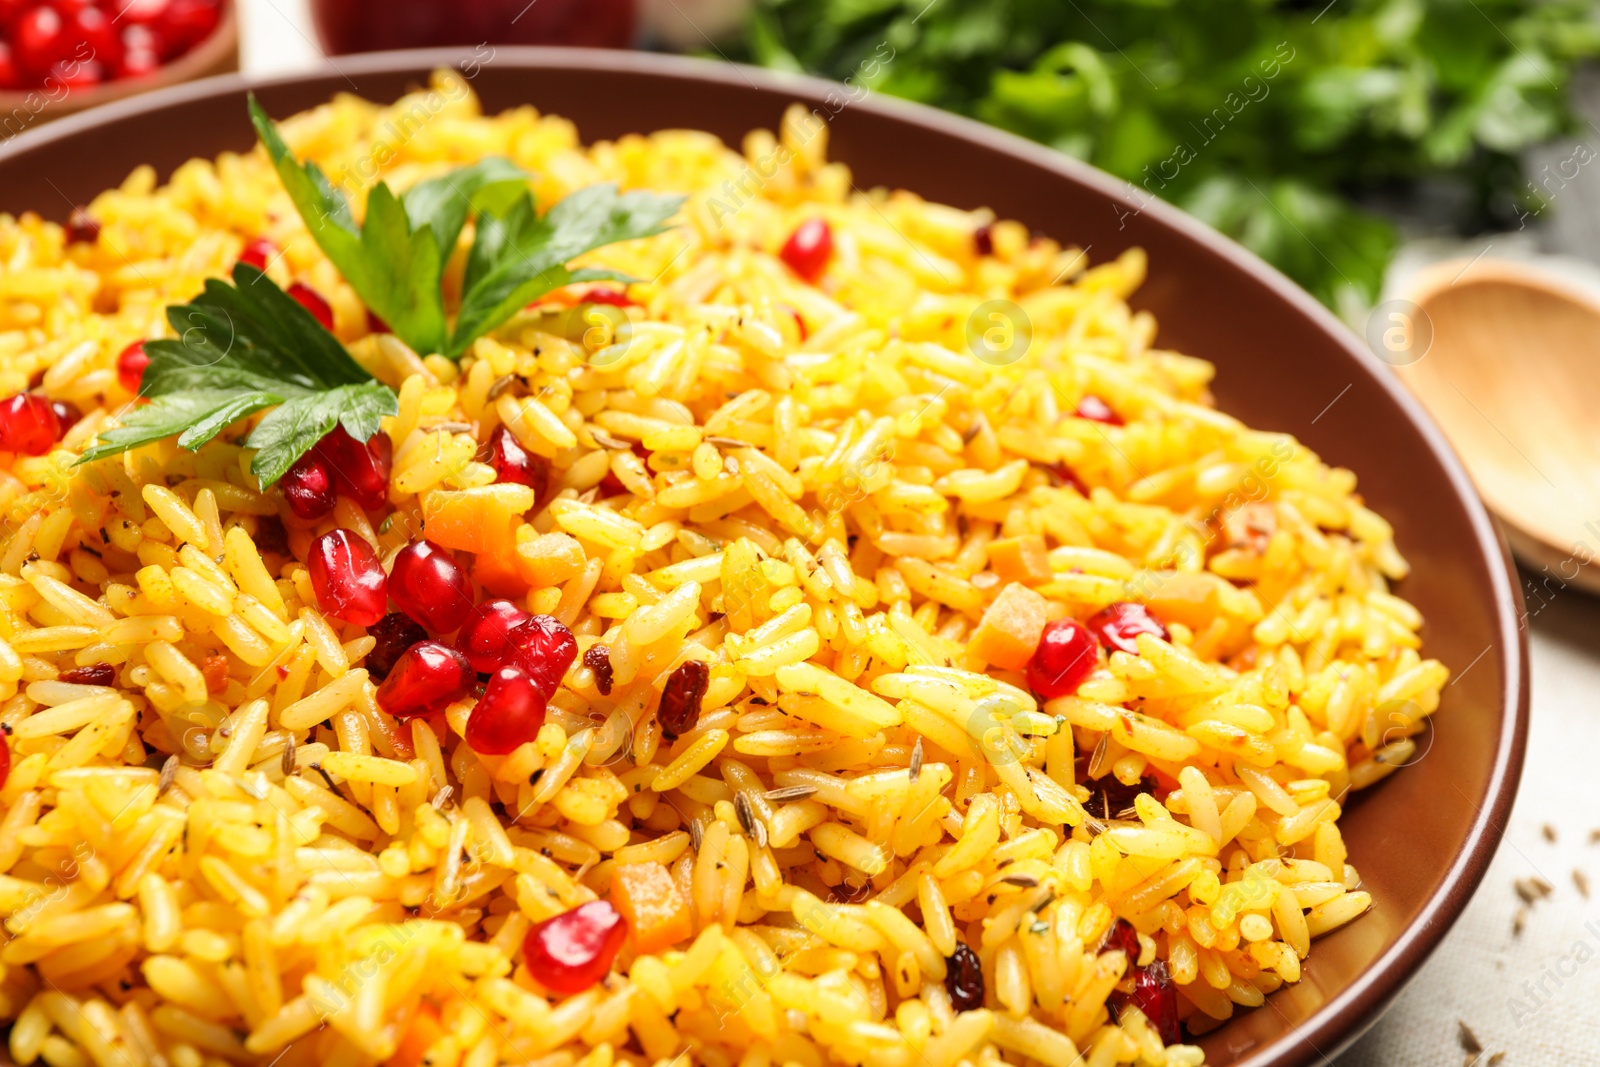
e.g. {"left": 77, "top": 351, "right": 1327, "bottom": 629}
{"left": 0, "top": 729, "right": 9, "bottom": 791}
{"left": 1085, "top": 602, "right": 1168, "bottom": 656}
{"left": 465, "top": 664, "right": 547, "bottom": 755}
{"left": 287, "top": 282, "right": 334, "bottom": 331}
{"left": 365, "top": 309, "right": 390, "bottom": 334}
{"left": 376, "top": 640, "right": 473, "bottom": 719}
{"left": 0, "top": 44, "right": 20, "bottom": 91}
{"left": 52, "top": 57, "right": 103, "bottom": 89}
{"left": 779, "top": 218, "right": 833, "bottom": 282}
{"left": 238, "top": 237, "right": 279, "bottom": 271}
{"left": 522, "top": 900, "right": 628, "bottom": 995}
{"left": 49, "top": 399, "right": 79, "bottom": 431}
{"left": 115, "top": 340, "right": 149, "bottom": 393}
{"left": 314, "top": 426, "right": 391, "bottom": 511}
{"left": 280, "top": 450, "right": 335, "bottom": 521}
{"left": 64, "top": 207, "right": 99, "bottom": 244}
{"left": 582, "top": 287, "right": 636, "bottom": 307}
{"left": 486, "top": 426, "right": 549, "bottom": 502}
{"left": 59, "top": 662, "right": 115, "bottom": 685}
{"left": 504, "top": 615, "right": 577, "bottom": 699}
{"left": 455, "top": 599, "right": 531, "bottom": 674}
{"left": 13, "top": 7, "right": 64, "bottom": 74}
{"left": 1127, "top": 960, "right": 1181, "bottom": 1045}
{"left": 115, "top": 30, "right": 158, "bottom": 79}
{"left": 1099, "top": 917, "right": 1140, "bottom": 960}
{"left": 307, "top": 529, "right": 388, "bottom": 627}
{"left": 72, "top": 6, "right": 118, "bottom": 60}
{"left": 1025, "top": 617, "right": 1097, "bottom": 699}
{"left": 155, "top": 0, "right": 216, "bottom": 54}
{"left": 1074, "top": 395, "right": 1124, "bottom": 426}
{"left": 365, "top": 612, "right": 427, "bottom": 680}
{"left": 389, "top": 540, "right": 474, "bottom": 634}
{"left": 0, "top": 393, "right": 61, "bottom": 455}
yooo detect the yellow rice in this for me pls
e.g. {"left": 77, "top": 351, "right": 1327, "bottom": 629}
{"left": 0, "top": 71, "right": 1448, "bottom": 1067}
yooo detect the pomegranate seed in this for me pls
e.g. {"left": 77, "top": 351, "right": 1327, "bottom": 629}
{"left": 115, "top": 26, "right": 158, "bottom": 78}
{"left": 59, "top": 662, "right": 114, "bottom": 685}
{"left": 49, "top": 399, "right": 79, "bottom": 431}
{"left": 1025, "top": 617, "right": 1097, "bottom": 699}
{"left": 155, "top": 0, "right": 216, "bottom": 54}
{"left": 287, "top": 282, "right": 334, "bottom": 331}
{"left": 504, "top": 615, "right": 577, "bottom": 699}
{"left": 1123, "top": 961, "right": 1181, "bottom": 1045}
{"left": 582, "top": 287, "right": 635, "bottom": 307}
{"left": 465, "top": 665, "right": 547, "bottom": 755}
{"left": 944, "top": 942, "right": 984, "bottom": 1011}
{"left": 365, "top": 612, "right": 427, "bottom": 679}
{"left": 486, "top": 426, "right": 549, "bottom": 502}
{"left": 455, "top": 599, "right": 530, "bottom": 673}
{"left": 973, "top": 224, "right": 994, "bottom": 257}
{"left": 1085, "top": 602, "right": 1168, "bottom": 655}
{"left": 1074, "top": 395, "right": 1124, "bottom": 426}
{"left": 238, "top": 237, "right": 279, "bottom": 271}
{"left": 0, "top": 44, "right": 19, "bottom": 91}
{"left": 314, "top": 426, "right": 391, "bottom": 511}
{"left": 0, "top": 729, "right": 9, "bottom": 792}
{"left": 366, "top": 309, "right": 390, "bottom": 334}
{"left": 280, "top": 450, "right": 335, "bottom": 520}
{"left": 656, "top": 659, "right": 708, "bottom": 739}
{"left": 14, "top": 7, "right": 64, "bottom": 74}
{"left": 307, "top": 529, "right": 388, "bottom": 627}
{"left": 376, "top": 640, "right": 473, "bottom": 719}
{"left": 522, "top": 900, "right": 628, "bottom": 995}
{"left": 51, "top": 57, "right": 102, "bottom": 88}
{"left": 64, "top": 207, "right": 99, "bottom": 244}
{"left": 71, "top": 6, "right": 118, "bottom": 61}
{"left": 115, "top": 340, "right": 149, "bottom": 394}
{"left": 0, "top": 393, "right": 61, "bottom": 455}
{"left": 779, "top": 218, "right": 832, "bottom": 282}
{"left": 389, "top": 540, "right": 474, "bottom": 634}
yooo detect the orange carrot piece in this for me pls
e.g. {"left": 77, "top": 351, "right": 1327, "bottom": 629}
{"left": 610, "top": 860, "right": 693, "bottom": 956}
{"left": 987, "top": 535, "right": 1052, "bottom": 585}
{"left": 969, "top": 582, "right": 1049, "bottom": 670}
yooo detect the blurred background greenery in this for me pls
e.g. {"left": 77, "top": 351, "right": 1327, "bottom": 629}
{"left": 718, "top": 0, "right": 1600, "bottom": 315}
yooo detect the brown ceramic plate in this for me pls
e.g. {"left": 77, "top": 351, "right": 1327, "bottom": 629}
{"left": 0, "top": 48, "right": 1527, "bottom": 1067}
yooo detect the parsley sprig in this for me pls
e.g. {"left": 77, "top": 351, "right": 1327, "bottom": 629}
{"left": 249, "top": 96, "right": 684, "bottom": 358}
{"left": 78, "top": 264, "right": 398, "bottom": 486}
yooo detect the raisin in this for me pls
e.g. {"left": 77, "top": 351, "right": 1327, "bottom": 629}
{"left": 1098, "top": 917, "right": 1140, "bottom": 960}
{"left": 657, "top": 659, "right": 709, "bottom": 739}
{"left": 584, "top": 644, "right": 614, "bottom": 696}
{"left": 367, "top": 612, "right": 429, "bottom": 680}
{"left": 59, "top": 663, "right": 115, "bottom": 686}
{"left": 252, "top": 514, "right": 290, "bottom": 557}
{"left": 944, "top": 942, "right": 985, "bottom": 1012}
{"left": 1080, "top": 770, "right": 1158, "bottom": 820}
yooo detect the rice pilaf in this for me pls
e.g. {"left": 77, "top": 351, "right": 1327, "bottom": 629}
{"left": 0, "top": 71, "right": 1448, "bottom": 1067}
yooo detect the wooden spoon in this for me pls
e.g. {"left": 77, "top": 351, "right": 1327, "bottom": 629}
{"left": 1397, "top": 258, "right": 1600, "bottom": 592}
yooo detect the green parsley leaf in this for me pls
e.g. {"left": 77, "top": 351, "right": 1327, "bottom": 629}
{"left": 447, "top": 183, "right": 684, "bottom": 356}
{"left": 77, "top": 263, "right": 398, "bottom": 487}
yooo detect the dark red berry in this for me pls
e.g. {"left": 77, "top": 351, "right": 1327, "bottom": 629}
{"left": 307, "top": 529, "right": 388, "bottom": 627}
{"left": 288, "top": 282, "right": 334, "bottom": 331}
{"left": 389, "top": 540, "right": 474, "bottom": 634}
{"left": 944, "top": 942, "right": 984, "bottom": 1012}
{"left": 115, "top": 340, "right": 149, "bottom": 394}
{"left": 238, "top": 237, "right": 279, "bottom": 271}
{"left": 485, "top": 426, "right": 549, "bottom": 503}
{"left": 522, "top": 900, "right": 628, "bottom": 995}
{"left": 375, "top": 640, "right": 473, "bottom": 719}
{"left": 252, "top": 514, "right": 289, "bottom": 558}
{"left": 1127, "top": 960, "right": 1181, "bottom": 1045}
{"left": 504, "top": 615, "right": 577, "bottom": 699}
{"left": 465, "top": 665, "right": 547, "bottom": 755}
{"left": 0, "top": 731, "right": 9, "bottom": 792}
{"left": 455, "top": 599, "right": 530, "bottom": 674}
{"left": 1025, "top": 617, "right": 1097, "bottom": 699}
{"left": 59, "top": 662, "right": 115, "bottom": 685}
{"left": 0, "top": 393, "right": 61, "bottom": 455}
{"left": 1099, "top": 917, "right": 1140, "bottom": 960}
{"left": 64, "top": 207, "right": 99, "bottom": 244}
{"left": 656, "top": 658, "right": 708, "bottom": 739}
{"left": 582, "top": 287, "right": 636, "bottom": 307}
{"left": 365, "top": 612, "right": 428, "bottom": 680}
{"left": 779, "top": 218, "right": 833, "bottom": 282}
{"left": 583, "top": 645, "right": 613, "bottom": 696}
{"left": 156, "top": 0, "right": 218, "bottom": 54}
{"left": 0, "top": 43, "right": 19, "bottom": 91}
{"left": 314, "top": 426, "right": 391, "bottom": 511}
{"left": 281, "top": 451, "right": 336, "bottom": 521}
{"left": 973, "top": 224, "right": 994, "bottom": 257}
{"left": 1085, "top": 602, "right": 1168, "bottom": 656}
{"left": 48, "top": 399, "right": 79, "bottom": 431}
{"left": 1074, "top": 395, "right": 1124, "bottom": 426}
{"left": 13, "top": 7, "right": 64, "bottom": 74}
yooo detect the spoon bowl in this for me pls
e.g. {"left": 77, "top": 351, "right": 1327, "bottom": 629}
{"left": 1403, "top": 258, "right": 1600, "bottom": 592}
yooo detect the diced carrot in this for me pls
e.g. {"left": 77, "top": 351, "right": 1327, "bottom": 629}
{"left": 610, "top": 860, "right": 693, "bottom": 956}
{"left": 969, "top": 582, "right": 1049, "bottom": 670}
{"left": 515, "top": 529, "right": 587, "bottom": 588}
{"left": 391, "top": 1000, "right": 444, "bottom": 1067}
{"left": 421, "top": 485, "right": 534, "bottom": 556}
{"left": 987, "top": 535, "right": 1052, "bottom": 585}
{"left": 1140, "top": 571, "right": 1229, "bottom": 630}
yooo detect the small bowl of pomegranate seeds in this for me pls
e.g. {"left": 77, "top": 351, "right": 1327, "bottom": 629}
{"left": 0, "top": 0, "right": 236, "bottom": 136}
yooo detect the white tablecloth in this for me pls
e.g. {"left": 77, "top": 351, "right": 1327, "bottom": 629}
{"left": 231, "top": 6, "right": 1600, "bottom": 1059}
